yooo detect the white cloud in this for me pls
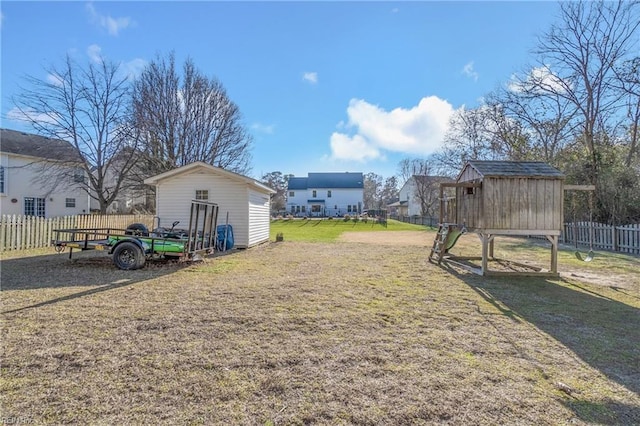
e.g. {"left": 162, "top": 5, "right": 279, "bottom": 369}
{"left": 86, "top": 2, "right": 132, "bottom": 36}
{"left": 329, "top": 96, "right": 456, "bottom": 162}
{"left": 303, "top": 72, "right": 318, "bottom": 84}
{"left": 330, "top": 133, "right": 382, "bottom": 162}
{"left": 47, "top": 73, "right": 64, "bottom": 87}
{"left": 120, "top": 58, "right": 147, "bottom": 80}
{"left": 87, "top": 44, "right": 103, "bottom": 63}
{"left": 251, "top": 122, "right": 275, "bottom": 135}
{"left": 462, "top": 61, "right": 479, "bottom": 82}
{"left": 509, "top": 65, "right": 569, "bottom": 94}
{"left": 6, "top": 107, "right": 59, "bottom": 125}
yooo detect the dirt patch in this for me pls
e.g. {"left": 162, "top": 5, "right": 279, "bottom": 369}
{"left": 339, "top": 230, "right": 429, "bottom": 246}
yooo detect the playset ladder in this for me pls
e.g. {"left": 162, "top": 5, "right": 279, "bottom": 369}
{"left": 429, "top": 223, "right": 451, "bottom": 264}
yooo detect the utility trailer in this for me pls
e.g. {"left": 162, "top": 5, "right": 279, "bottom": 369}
{"left": 51, "top": 201, "right": 219, "bottom": 270}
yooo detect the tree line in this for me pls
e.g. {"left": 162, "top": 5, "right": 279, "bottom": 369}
{"left": 12, "top": 52, "right": 252, "bottom": 213}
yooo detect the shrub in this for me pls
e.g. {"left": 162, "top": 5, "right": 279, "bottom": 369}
{"left": 343, "top": 214, "right": 351, "bottom": 221}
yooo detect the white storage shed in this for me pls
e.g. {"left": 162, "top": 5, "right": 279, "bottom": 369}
{"left": 144, "top": 162, "right": 275, "bottom": 249}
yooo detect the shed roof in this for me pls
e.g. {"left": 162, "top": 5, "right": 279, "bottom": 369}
{"left": 462, "top": 161, "right": 565, "bottom": 179}
{"left": 288, "top": 172, "right": 364, "bottom": 190}
{"left": 144, "top": 161, "right": 275, "bottom": 194}
{"left": 0, "top": 128, "right": 82, "bottom": 162}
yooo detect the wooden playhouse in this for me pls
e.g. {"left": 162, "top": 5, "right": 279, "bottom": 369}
{"left": 429, "top": 160, "right": 566, "bottom": 276}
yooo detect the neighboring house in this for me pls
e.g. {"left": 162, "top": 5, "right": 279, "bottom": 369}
{"left": 386, "top": 198, "right": 408, "bottom": 217}
{"left": 0, "top": 128, "right": 89, "bottom": 217}
{"left": 287, "top": 172, "right": 364, "bottom": 217}
{"left": 89, "top": 148, "right": 152, "bottom": 214}
{"left": 398, "top": 175, "right": 453, "bottom": 217}
{"left": 144, "top": 161, "right": 275, "bottom": 249}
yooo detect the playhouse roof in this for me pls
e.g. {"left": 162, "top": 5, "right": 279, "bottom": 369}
{"left": 462, "top": 161, "right": 565, "bottom": 179}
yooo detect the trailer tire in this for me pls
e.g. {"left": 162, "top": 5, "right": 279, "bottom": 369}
{"left": 113, "top": 242, "right": 146, "bottom": 270}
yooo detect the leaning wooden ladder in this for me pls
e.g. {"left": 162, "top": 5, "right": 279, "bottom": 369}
{"left": 429, "top": 223, "right": 451, "bottom": 264}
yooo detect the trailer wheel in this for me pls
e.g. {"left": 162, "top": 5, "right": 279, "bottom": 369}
{"left": 113, "top": 242, "right": 146, "bottom": 270}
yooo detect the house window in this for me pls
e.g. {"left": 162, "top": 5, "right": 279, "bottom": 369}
{"left": 195, "top": 189, "right": 209, "bottom": 200}
{"left": 65, "top": 198, "right": 76, "bottom": 208}
{"left": 290, "top": 205, "right": 295, "bottom": 213}
{"left": 0, "top": 166, "right": 4, "bottom": 193}
{"left": 311, "top": 205, "right": 321, "bottom": 213}
{"left": 327, "top": 190, "right": 332, "bottom": 198}
{"left": 301, "top": 206, "right": 306, "bottom": 213}
{"left": 296, "top": 206, "right": 301, "bottom": 213}
{"left": 289, "top": 191, "right": 295, "bottom": 197}
{"left": 312, "top": 190, "right": 317, "bottom": 198}
{"left": 73, "top": 168, "right": 85, "bottom": 183}
{"left": 24, "top": 197, "right": 45, "bottom": 217}
{"left": 466, "top": 187, "right": 475, "bottom": 195}
{"left": 347, "top": 205, "right": 352, "bottom": 213}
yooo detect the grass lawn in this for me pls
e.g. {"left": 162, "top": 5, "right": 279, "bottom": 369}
{"left": 1, "top": 226, "right": 639, "bottom": 424}
{"left": 269, "top": 218, "right": 428, "bottom": 242}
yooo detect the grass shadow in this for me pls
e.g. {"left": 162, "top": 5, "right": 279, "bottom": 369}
{"left": 1, "top": 250, "right": 192, "bottom": 313}
{"left": 442, "top": 264, "right": 640, "bottom": 421}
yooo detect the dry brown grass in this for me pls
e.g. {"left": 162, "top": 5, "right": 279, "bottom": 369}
{"left": 1, "top": 233, "right": 639, "bottom": 425}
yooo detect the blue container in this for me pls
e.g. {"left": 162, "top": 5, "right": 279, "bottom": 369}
{"left": 216, "top": 224, "right": 234, "bottom": 251}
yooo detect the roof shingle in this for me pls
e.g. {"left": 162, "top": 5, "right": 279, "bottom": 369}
{"left": 1, "top": 128, "right": 81, "bottom": 162}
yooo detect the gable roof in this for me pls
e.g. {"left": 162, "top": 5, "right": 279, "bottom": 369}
{"left": 400, "top": 175, "right": 452, "bottom": 193}
{"left": 412, "top": 175, "right": 453, "bottom": 185}
{"left": 0, "top": 128, "right": 82, "bottom": 162}
{"left": 288, "top": 172, "right": 364, "bottom": 190}
{"left": 463, "top": 161, "right": 565, "bottom": 179}
{"left": 143, "top": 161, "right": 275, "bottom": 194}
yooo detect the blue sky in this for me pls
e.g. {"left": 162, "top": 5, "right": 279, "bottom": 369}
{"left": 1, "top": 1, "right": 561, "bottom": 180}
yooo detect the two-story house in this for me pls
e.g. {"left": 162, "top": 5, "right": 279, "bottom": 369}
{"left": 0, "top": 128, "right": 89, "bottom": 217}
{"left": 396, "top": 175, "right": 453, "bottom": 217}
{"left": 287, "top": 172, "right": 364, "bottom": 217}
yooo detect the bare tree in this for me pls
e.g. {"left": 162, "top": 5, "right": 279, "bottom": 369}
{"left": 363, "top": 172, "right": 383, "bottom": 210}
{"left": 380, "top": 176, "right": 399, "bottom": 207}
{"left": 530, "top": 0, "right": 639, "bottom": 184}
{"left": 261, "top": 171, "right": 289, "bottom": 213}
{"left": 131, "top": 52, "right": 252, "bottom": 178}
{"left": 11, "top": 55, "right": 139, "bottom": 213}
{"left": 614, "top": 57, "right": 640, "bottom": 167}
{"left": 435, "top": 107, "right": 502, "bottom": 172}
{"left": 486, "top": 86, "right": 578, "bottom": 164}
{"left": 398, "top": 157, "right": 449, "bottom": 217}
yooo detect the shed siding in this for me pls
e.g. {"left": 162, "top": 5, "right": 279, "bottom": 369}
{"left": 458, "top": 164, "right": 482, "bottom": 183}
{"left": 156, "top": 170, "right": 250, "bottom": 247}
{"left": 248, "top": 189, "right": 271, "bottom": 247}
{"left": 476, "top": 177, "right": 562, "bottom": 231}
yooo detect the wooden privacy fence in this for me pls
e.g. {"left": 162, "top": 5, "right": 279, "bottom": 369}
{"left": 0, "top": 214, "right": 156, "bottom": 252}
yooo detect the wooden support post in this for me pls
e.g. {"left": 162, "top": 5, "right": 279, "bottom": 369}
{"left": 489, "top": 238, "right": 495, "bottom": 259}
{"left": 478, "top": 233, "right": 494, "bottom": 276}
{"left": 546, "top": 235, "right": 558, "bottom": 274}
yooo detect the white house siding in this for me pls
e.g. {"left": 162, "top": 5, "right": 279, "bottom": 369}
{"left": 248, "top": 189, "right": 271, "bottom": 247}
{"left": 287, "top": 188, "right": 363, "bottom": 217}
{"left": 155, "top": 169, "right": 251, "bottom": 248}
{"left": 398, "top": 179, "right": 422, "bottom": 216}
{"left": 0, "top": 153, "right": 89, "bottom": 217}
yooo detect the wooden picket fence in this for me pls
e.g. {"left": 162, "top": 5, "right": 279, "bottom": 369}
{"left": 394, "top": 215, "right": 639, "bottom": 255}
{"left": 563, "top": 222, "right": 640, "bottom": 255}
{"left": 0, "top": 214, "right": 156, "bottom": 252}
